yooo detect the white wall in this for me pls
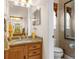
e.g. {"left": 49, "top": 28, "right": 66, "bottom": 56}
{"left": 41, "top": 5, "right": 49, "bottom": 59}
{"left": 28, "top": 4, "right": 50, "bottom": 59}
{"left": 29, "top": 0, "right": 54, "bottom": 59}
{"left": 31, "top": 6, "right": 43, "bottom": 37}
{"left": 4, "top": 0, "right": 9, "bottom": 16}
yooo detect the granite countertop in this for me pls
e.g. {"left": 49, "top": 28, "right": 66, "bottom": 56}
{"left": 9, "top": 37, "right": 42, "bottom": 46}
{"left": 4, "top": 37, "right": 42, "bottom": 50}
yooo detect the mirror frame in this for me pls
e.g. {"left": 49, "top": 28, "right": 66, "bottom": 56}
{"left": 64, "top": 0, "right": 75, "bottom": 40}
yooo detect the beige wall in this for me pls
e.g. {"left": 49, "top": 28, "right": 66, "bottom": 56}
{"left": 58, "top": 0, "right": 75, "bottom": 57}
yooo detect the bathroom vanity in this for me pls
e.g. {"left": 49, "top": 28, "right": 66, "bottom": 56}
{"left": 4, "top": 38, "right": 42, "bottom": 59}
{"left": 4, "top": 0, "right": 43, "bottom": 59}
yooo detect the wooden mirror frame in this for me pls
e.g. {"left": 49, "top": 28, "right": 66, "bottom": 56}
{"left": 64, "top": 0, "right": 75, "bottom": 40}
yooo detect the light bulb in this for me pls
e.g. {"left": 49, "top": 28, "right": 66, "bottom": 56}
{"left": 21, "top": 2, "right": 25, "bottom": 7}
{"left": 14, "top": 1, "right": 21, "bottom": 6}
{"left": 26, "top": 3, "right": 31, "bottom": 8}
{"left": 28, "top": 0, "right": 32, "bottom": 5}
{"left": 21, "top": 0, "right": 26, "bottom": 3}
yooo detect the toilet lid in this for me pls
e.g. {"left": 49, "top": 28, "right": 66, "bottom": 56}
{"left": 54, "top": 47, "right": 63, "bottom": 53}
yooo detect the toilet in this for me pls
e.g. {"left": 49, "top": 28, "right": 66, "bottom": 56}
{"left": 54, "top": 39, "right": 63, "bottom": 59}
{"left": 54, "top": 47, "right": 63, "bottom": 59}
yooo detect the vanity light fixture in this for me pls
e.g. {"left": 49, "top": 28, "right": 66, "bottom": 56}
{"left": 21, "top": 0, "right": 27, "bottom": 3}
{"left": 11, "top": 0, "right": 32, "bottom": 8}
{"left": 25, "top": 0, "right": 32, "bottom": 8}
{"left": 26, "top": 3, "right": 31, "bottom": 8}
{"left": 28, "top": 0, "right": 32, "bottom": 5}
{"left": 21, "top": 2, "right": 25, "bottom": 7}
{"left": 10, "top": 16, "right": 23, "bottom": 21}
{"left": 14, "top": 1, "right": 20, "bottom": 6}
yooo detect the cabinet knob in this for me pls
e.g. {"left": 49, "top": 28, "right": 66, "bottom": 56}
{"left": 33, "top": 51, "right": 36, "bottom": 54}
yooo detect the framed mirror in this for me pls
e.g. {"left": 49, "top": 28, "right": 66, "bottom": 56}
{"left": 64, "top": 0, "right": 75, "bottom": 40}
{"left": 32, "top": 9, "right": 41, "bottom": 26}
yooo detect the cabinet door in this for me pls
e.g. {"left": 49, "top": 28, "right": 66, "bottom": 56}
{"left": 4, "top": 50, "right": 9, "bottom": 59}
{"left": 28, "top": 43, "right": 41, "bottom": 50}
{"left": 8, "top": 46, "right": 24, "bottom": 59}
{"left": 29, "top": 55, "right": 41, "bottom": 59}
{"left": 24, "top": 45, "right": 28, "bottom": 59}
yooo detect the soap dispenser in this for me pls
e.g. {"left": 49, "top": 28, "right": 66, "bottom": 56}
{"left": 32, "top": 32, "right": 36, "bottom": 39}
{"left": 32, "top": 27, "right": 37, "bottom": 39}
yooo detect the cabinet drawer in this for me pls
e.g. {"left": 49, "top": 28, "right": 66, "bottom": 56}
{"left": 28, "top": 43, "right": 41, "bottom": 50}
{"left": 29, "top": 49, "right": 40, "bottom": 56}
{"left": 10, "top": 46, "right": 24, "bottom": 51}
{"left": 29, "top": 55, "right": 41, "bottom": 59}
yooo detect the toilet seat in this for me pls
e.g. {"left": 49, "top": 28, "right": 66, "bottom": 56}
{"left": 54, "top": 47, "right": 63, "bottom": 53}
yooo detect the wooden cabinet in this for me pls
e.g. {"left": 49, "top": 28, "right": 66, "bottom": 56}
{"left": 4, "top": 50, "right": 8, "bottom": 59}
{"left": 28, "top": 43, "right": 42, "bottom": 59}
{"left": 28, "top": 43, "right": 41, "bottom": 50}
{"left": 4, "top": 42, "right": 42, "bottom": 59}
{"left": 24, "top": 45, "right": 28, "bottom": 59}
{"left": 29, "top": 55, "right": 41, "bottom": 59}
{"left": 29, "top": 49, "right": 40, "bottom": 56}
{"left": 8, "top": 46, "right": 24, "bottom": 59}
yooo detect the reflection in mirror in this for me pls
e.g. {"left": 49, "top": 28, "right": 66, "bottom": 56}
{"left": 8, "top": 2, "right": 28, "bottom": 40}
{"left": 7, "top": 0, "right": 41, "bottom": 40}
{"left": 32, "top": 8, "right": 41, "bottom": 25}
{"left": 66, "top": 12, "right": 70, "bottom": 29}
{"left": 64, "top": 0, "right": 75, "bottom": 40}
